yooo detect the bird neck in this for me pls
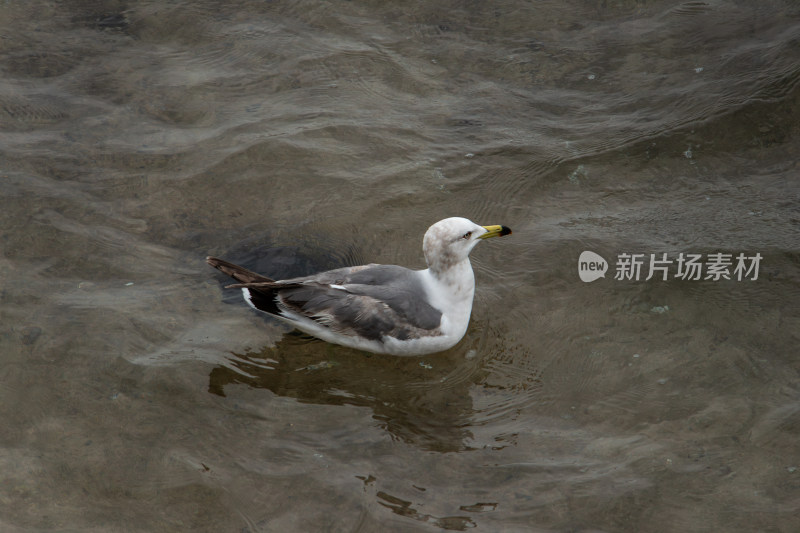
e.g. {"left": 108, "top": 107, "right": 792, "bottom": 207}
{"left": 429, "top": 259, "right": 475, "bottom": 300}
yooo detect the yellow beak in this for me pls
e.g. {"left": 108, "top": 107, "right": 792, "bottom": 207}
{"left": 479, "top": 225, "right": 512, "bottom": 239}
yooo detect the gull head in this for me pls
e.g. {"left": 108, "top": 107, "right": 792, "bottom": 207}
{"left": 423, "top": 217, "right": 512, "bottom": 274}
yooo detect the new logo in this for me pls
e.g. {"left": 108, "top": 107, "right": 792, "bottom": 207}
{"left": 579, "top": 251, "right": 608, "bottom": 282}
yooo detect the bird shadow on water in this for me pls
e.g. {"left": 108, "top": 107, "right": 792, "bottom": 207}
{"left": 207, "top": 332, "right": 483, "bottom": 453}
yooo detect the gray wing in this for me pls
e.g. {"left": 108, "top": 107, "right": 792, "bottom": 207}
{"left": 238, "top": 264, "right": 443, "bottom": 342}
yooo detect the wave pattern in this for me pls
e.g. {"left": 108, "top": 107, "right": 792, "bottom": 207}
{"left": 2, "top": 0, "right": 800, "bottom": 531}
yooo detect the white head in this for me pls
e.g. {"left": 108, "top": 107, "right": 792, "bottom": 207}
{"left": 422, "top": 217, "right": 511, "bottom": 275}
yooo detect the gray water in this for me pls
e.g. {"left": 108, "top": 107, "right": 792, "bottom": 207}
{"left": 2, "top": 1, "right": 799, "bottom": 531}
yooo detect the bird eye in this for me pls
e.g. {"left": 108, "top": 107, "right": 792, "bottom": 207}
{"left": 462, "top": 231, "right": 472, "bottom": 239}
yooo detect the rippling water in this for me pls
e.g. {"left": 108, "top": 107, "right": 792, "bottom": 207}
{"left": 2, "top": 1, "right": 799, "bottom": 531}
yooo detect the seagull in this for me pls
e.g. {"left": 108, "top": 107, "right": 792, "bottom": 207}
{"left": 207, "top": 217, "right": 511, "bottom": 355}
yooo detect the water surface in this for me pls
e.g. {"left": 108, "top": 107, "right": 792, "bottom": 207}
{"left": 1, "top": 1, "right": 799, "bottom": 531}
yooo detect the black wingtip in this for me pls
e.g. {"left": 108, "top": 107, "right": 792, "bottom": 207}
{"left": 242, "top": 287, "right": 283, "bottom": 316}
